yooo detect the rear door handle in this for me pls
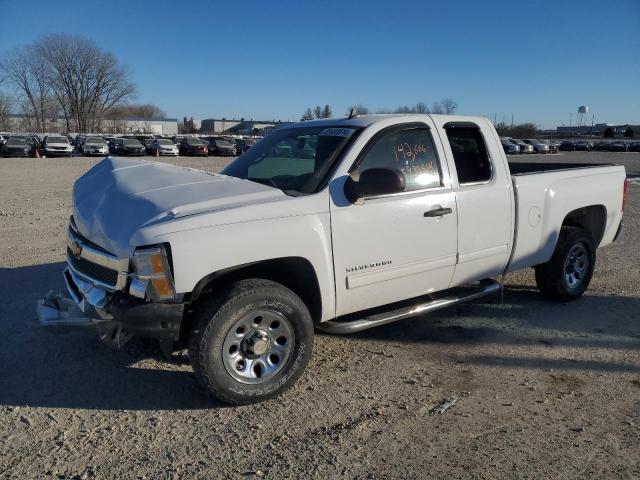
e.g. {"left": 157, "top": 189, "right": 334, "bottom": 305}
{"left": 424, "top": 207, "right": 453, "bottom": 217}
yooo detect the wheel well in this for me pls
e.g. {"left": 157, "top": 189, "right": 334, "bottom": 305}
{"left": 179, "top": 257, "right": 322, "bottom": 344}
{"left": 562, "top": 205, "right": 606, "bottom": 246}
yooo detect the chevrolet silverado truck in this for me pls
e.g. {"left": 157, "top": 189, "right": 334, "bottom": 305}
{"left": 37, "top": 114, "right": 628, "bottom": 405}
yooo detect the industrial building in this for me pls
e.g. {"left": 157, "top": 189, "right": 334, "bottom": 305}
{"left": 556, "top": 123, "right": 638, "bottom": 136}
{"left": 200, "top": 118, "right": 293, "bottom": 135}
{"left": 5, "top": 114, "right": 178, "bottom": 135}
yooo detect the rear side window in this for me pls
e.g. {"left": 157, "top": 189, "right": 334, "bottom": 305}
{"left": 354, "top": 126, "right": 442, "bottom": 191}
{"left": 444, "top": 125, "right": 492, "bottom": 185}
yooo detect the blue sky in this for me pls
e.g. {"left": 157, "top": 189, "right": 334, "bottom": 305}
{"left": 1, "top": 0, "right": 639, "bottom": 128}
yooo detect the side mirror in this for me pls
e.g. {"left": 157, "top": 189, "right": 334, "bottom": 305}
{"left": 344, "top": 168, "right": 406, "bottom": 202}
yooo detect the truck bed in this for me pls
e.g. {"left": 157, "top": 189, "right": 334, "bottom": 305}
{"left": 506, "top": 162, "right": 625, "bottom": 273}
{"left": 508, "top": 162, "right": 611, "bottom": 176}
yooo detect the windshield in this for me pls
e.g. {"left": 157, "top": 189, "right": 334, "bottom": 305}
{"left": 7, "top": 138, "right": 28, "bottom": 146}
{"left": 124, "top": 139, "right": 142, "bottom": 146}
{"left": 187, "top": 138, "right": 207, "bottom": 145}
{"left": 85, "top": 137, "right": 105, "bottom": 144}
{"left": 157, "top": 139, "right": 172, "bottom": 145}
{"left": 222, "top": 125, "right": 360, "bottom": 194}
{"left": 215, "top": 140, "right": 233, "bottom": 147}
{"left": 46, "top": 136, "right": 68, "bottom": 144}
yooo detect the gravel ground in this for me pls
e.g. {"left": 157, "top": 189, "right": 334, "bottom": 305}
{"left": 0, "top": 152, "right": 639, "bottom": 479}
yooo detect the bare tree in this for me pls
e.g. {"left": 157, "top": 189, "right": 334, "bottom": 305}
{"left": 0, "top": 45, "right": 55, "bottom": 132}
{"left": 34, "top": 34, "right": 135, "bottom": 132}
{"left": 415, "top": 102, "right": 428, "bottom": 113}
{"left": 108, "top": 103, "right": 166, "bottom": 119}
{"left": 313, "top": 106, "right": 323, "bottom": 119}
{"left": 430, "top": 101, "right": 444, "bottom": 114}
{"left": 495, "top": 122, "right": 538, "bottom": 138}
{"left": 0, "top": 93, "right": 13, "bottom": 131}
{"left": 441, "top": 98, "right": 458, "bottom": 114}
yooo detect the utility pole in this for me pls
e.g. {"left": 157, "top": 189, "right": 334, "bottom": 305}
{"left": 510, "top": 113, "right": 514, "bottom": 129}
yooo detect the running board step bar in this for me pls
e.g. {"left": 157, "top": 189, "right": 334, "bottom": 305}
{"left": 318, "top": 279, "right": 500, "bottom": 334}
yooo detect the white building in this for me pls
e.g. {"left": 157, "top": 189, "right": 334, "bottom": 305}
{"left": 5, "top": 114, "right": 178, "bottom": 135}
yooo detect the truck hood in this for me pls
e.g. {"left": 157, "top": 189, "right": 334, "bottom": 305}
{"left": 72, "top": 156, "right": 281, "bottom": 257}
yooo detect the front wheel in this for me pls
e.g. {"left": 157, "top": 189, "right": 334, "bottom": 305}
{"left": 535, "top": 226, "right": 595, "bottom": 301}
{"left": 189, "top": 279, "right": 313, "bottom": 405}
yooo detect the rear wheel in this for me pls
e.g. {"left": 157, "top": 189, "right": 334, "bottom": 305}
{"left": 535, "top": 226, "right": 595, "bottom": 301}
{"left": 189, "top": 279, "right": 313, "bottom": 405}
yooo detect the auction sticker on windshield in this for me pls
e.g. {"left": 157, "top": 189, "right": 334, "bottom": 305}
{"left": 319, "top": 127, "right": 356, "bottom": 137}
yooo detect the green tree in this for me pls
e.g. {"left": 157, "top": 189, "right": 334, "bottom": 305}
{"left": 300, "top": 107, "right": 314, "bottom": 121}
{"left": 624, "top": 126, "right": 634, "bottom": 138}
{"left": 321, "top": 104, "right": 332, "bottom": 118}
{"left": 603, "top": 127, "right": 614, "bottom": 138}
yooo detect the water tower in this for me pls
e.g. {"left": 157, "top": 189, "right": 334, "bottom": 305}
{"left": 578, "top": 106, "right": 588, "bottom": 127}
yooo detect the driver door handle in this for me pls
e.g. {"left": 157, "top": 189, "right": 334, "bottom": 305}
{"left": 424, "top": 207, "right": 453, "bottom": 217}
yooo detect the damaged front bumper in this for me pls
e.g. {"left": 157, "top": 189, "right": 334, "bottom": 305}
{"left": 37, "top": 266, "right": 184, "bottom": 342}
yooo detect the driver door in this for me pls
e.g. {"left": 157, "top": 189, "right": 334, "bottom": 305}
{"left": 329, "top": 121, "right": 458, "bottom": 316}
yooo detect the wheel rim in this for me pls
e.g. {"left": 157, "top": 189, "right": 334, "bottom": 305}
{"left": 222, "top": 309, "right": 295, "bottom": 384}
{"left": 563, "top": 243, "right": 589, "bottom": 289}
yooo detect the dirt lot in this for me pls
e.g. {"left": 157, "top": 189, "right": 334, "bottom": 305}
{"left": 1, "top": 152, "right": 639, "bottom": 479}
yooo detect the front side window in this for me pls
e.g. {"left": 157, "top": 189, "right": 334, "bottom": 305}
{"left": 353, "top": 126, "right": 442, "bottom": 191}
{"left": 444, "top": 125, "right": 492, "bottom": 185}
{"left": 222, "top": 126, "right": 360, "bottom": 194}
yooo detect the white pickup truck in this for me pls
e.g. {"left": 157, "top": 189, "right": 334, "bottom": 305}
{"left": 38, "top": 114, "right": 628, "bottom": 405}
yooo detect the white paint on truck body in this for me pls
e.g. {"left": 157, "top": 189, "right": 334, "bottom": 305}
{"left": 70, "top": 114, "right": 626, "bottom": 323}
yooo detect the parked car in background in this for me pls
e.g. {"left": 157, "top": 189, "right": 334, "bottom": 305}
{"left": 629, "top": 141, "right": 640, "bottom": 152}
{"left": 149, "top": 138, "right": 179, "bottom": 156}
{"left": 2, "top": 137, "right": 34, "bottom": 157}
{"left": 523, "top": 139, "right": 550, "bottom": 153}
{"left": 235, "top": 137, "right": 259, "bottom": 155}
{"left": 207, "top": 137, "right": 237, "bottom": 156}
{"left": 541, "top": 139, "right": 559, "bottom": 153}
{"left": 511, "top": 138, "right": 534, "bottom": 153}
{"left": 500, "top": 137, "right": 520, "bottom": 154}
{"left": 41, "top": 135, "right": 73, "bottom": 157}
{"left": 132, "top": 135, "right": 154, "bottom": 146}
{"left": 595, "top": 141, "right": 611, "bottom": 151}
{"left": 610, "top": 140, "right": 629, "bottom": 152}
{"left": 171, "top": 136, "right": 185, "bottom": 145}
{"left": 111, "top": 138, "right": 146, "bottom": 156}
{"left": 559, "top": 140, "right": 575, "bottom": 151}
{"left": 142, "top": 139, "right": 156, "bottom": 154}
{"left": 82, "top": 137, "right": 109, "bottom": 156}
{"left": 74, "top": 135, "right": 87, "bottom": 153}
{"left": 573, "top": 140, "right": 593, "bottom": 151}
{"left": 179, "top": 137, "right": 209, "bottom": 156}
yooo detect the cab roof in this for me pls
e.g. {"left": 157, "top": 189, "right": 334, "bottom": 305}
{"left": 286, "top": 113, "right": 489, "bottom": 129}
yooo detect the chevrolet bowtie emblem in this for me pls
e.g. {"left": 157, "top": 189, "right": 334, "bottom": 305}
{"left": 69, "top": 240, "right": 82, "bottom": 259}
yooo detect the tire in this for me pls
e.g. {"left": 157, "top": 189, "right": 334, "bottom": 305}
{"left": 535, "top": 226, "right": 595, "bottom": 301}
{"left": 188, "top": 279, "right": 313, "bottom": 405}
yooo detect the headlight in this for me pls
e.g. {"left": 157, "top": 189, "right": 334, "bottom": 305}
{"left": 130, "top": 245, "right": 176, "bottom": 301}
